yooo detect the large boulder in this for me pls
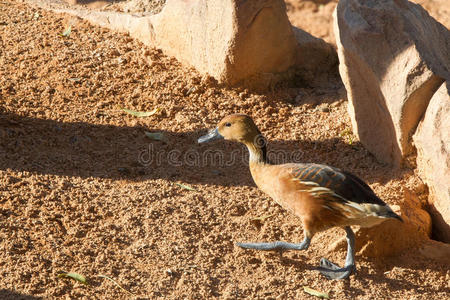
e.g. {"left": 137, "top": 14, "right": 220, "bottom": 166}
{"left": 413, "top": 82, "right": 450, "bottom": 243}
{"left": 150, "top": 0, "right": 297, "bottom": 85}
{"left": 334, "top": 0, "right": 450, "bottom": 166}
{"left": 149, "top": 0, "right": 336, "bottom": 87}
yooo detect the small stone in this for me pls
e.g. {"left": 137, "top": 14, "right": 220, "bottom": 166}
{"left": 166, "top": 268, "right": 174, "bottom": 276}
{"left": 117, "top": 167, "right": 130, "bottom": 175}
{"left": 319, "top": 106, "right": 330, "bottom": 112}
{"left": 418, "top": 240, "right": 450, "bottom": 264}
{"left": 211, "top": 170, "right": 222, "bottom": 176}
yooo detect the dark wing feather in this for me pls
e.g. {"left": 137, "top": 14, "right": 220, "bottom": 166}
{"left": 290, "top": 163, "right": 386, "bottom": 206}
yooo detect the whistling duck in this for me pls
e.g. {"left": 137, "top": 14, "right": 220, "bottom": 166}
{"left": 198, "top": 114, "right": 402, "bottom": 280}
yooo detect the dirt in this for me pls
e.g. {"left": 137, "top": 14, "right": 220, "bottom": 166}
{"left": 0, "top": 0, "right": 449, "bottom": 299}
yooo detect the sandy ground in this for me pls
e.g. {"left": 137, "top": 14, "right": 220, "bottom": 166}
{"left": 1, "top": 0, "right": 449, "bottom": 299}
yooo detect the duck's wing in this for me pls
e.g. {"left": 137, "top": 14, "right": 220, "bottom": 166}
{"left": 288, "top": 163, "right": 386, "bottom": 206}
{"left": 285, "top": 163, "right": 402, "bottom": 225}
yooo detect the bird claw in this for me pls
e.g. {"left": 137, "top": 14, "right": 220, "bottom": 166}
{"left": 317, "top": 258, "right": 354, "bottom": 280}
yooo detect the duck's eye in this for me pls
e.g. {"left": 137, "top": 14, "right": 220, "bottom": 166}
{"left": 225, "top": 122, "right": 232, "bottom": 127}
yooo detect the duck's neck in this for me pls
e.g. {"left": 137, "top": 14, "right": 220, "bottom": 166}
{"left": 244, "top": 135, "right": 268, "bottom": 165}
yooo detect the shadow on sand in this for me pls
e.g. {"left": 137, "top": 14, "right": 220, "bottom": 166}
{"left": 0, "top": 290, "right": 43, "bottom": 300}
{"left": 0, "top": 111, "right": 406, "bottom": 188}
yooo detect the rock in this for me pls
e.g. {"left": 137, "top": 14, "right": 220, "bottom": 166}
{"left": 413, "top": 82, "right": 450, "bottom": 243}
{"left": 418, "top": 240, "right": 450, "bottom": 264}
{"left": 291, "top": 26, "right": 338, "bottom": 86}
{"left": 334, "top": 0, "right": 450, "bottom": 166}
{"left": 31, "top": 0, "right": 337, "bottom": 89}
{"left": 329, "top": 189, "right": 432, "bottom": 257}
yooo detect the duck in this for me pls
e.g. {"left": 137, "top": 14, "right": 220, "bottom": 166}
{"left": 198, "top": 114, "right": 402, "bottom": 280}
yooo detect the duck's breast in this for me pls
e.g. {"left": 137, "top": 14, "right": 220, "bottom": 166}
{"left": 249, "top": 163, "right": 311, "bottom": 216}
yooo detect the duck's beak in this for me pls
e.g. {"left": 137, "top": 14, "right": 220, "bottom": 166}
{"left": 198, "top": 128, "right": 223, "bottom": 143}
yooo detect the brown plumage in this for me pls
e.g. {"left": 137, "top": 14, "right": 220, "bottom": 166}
{"left": 198, "top": 114, "right": 402, "bottom": 280}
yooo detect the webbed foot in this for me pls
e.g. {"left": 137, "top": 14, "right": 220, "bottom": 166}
{"left": 318, "top": 257, "right": 355, "bottom": 280}
{"left": 317, "top": 226, "right": 356, "bottom": 280}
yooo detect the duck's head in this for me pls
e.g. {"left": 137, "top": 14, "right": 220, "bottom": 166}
{"left": 198, "top": 114, "right": 261, "bottom": 145}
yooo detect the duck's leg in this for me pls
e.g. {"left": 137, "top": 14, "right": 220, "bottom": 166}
{"left": 236, "top": 235, "right": 311, "bottom": 251}
{"left": 318, "top": 226, "right": 355, "bottom": 280}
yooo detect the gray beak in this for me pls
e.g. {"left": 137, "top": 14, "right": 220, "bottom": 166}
{"left": 198, "top": 128, "right": 223, "bottom": 143}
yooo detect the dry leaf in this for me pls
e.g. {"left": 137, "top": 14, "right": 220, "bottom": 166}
{"left": 175, "top": 183, "right": 197, "bottom": 191}
{"left": 303, "top": 286, "right": 329, "bottom": 299}
{"left": 144, "top": 131, "right": 166, "bottom": 141}
{"left": 250, "top": 215, "right": 272, "bottom": 222}
{"left": 122, "top": 107, "right": 160, "bottom": 117}
{"left": 61, "top": 25, "right": 71, "bottom": 37}
{"left": 58, "top": 272, "right": 87, "bottom": 285}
